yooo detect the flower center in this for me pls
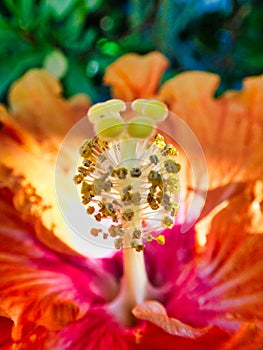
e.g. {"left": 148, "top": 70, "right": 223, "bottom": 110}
{"left": 74, "top": 134, "right": 180, "bottom": 250}
{"left": 74, "top": 99, "right": 181, "bottom": 325}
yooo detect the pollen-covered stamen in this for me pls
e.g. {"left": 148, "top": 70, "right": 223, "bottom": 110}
{"left": 74, "top": 133, "right": 181, "bottom": 250}
{"left": 73, "top": 99, "right": 182, "bottom": 326}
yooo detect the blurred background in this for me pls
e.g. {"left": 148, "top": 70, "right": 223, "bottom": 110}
{"left": 0, "top": 0, "right": 263, "bottom": 103}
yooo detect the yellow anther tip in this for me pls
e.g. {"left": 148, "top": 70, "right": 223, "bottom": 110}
{"left": 127, "top": 116, "right": 154, "bottom": 138}
{"left": 156, "top": 235, "right": 165, "bottom": 245}
{"left": 95, "top": 116, "right": 124, "bottom": 140}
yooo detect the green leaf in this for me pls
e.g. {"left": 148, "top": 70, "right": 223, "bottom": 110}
{"left": 47, "top": 0, "right": 76, "bottom": 19}
{"left": 3, "top": 0, "right": 18, "bottom": 16}
{"left": 84, "top": 0, "right": 102, "bottom": 12}
{"left": 63, "top": 60, "right": 97, "bottom": 101}
{"left": 59, "top": 4, "right": 86, "bottom": 42}
{"left": 19, "top": 0, "right": 34, "bottom": 27}
{"left": 0, "top": 17, "right": 21, "bottom": 50}
{"left": 64, "top": 28, "right": 97, "bottom": 52}
{"left": 0, "top": 16, "right": 15, "bottom": 33}
{"left": 0, "top": 50, "right": 44, "bottom": 100}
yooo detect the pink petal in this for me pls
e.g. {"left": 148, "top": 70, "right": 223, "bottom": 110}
{"left": 45, "top": 308, "right": 136, "bottom": 350}
{"left": 132, "top": 300, "right": 211, "bottom": 338}
{"left": 44, "top": 305, "right": 219, "bottom": 350}
{"left": 143, "top": 226, "right": 214, "bottom": 328}
{"left": 143, "top": 193, "right": 263, "bottom": 335}
{"left": 46, "top": 304, "right": 263, "bottom": 350}
{"left": 144, "top": 225, "right": 195, "bottom": 286}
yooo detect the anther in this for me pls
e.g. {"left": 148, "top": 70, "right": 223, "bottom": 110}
{"left": 73, "top": 174, "right": 83, "bottom": 184}
{"left": 114, "top": 237, "right": 124, "bottom": 249}
{"left": 164, "top": 144, "right": 179, "bottom": 156}
{"left": 94, "top": 213, "right": 102, "bottom": 222}
{"left": 132, "top": 228, "right": 142, "bottom": 239}
{"left": 135, "top": 244, "right": 145, "bottom": 252}
{"left": 145, "top": 234, "right": 153, "bottom": 242}
{"left": 149, "top": 154, "right": 159, "bottom": 165}
{"left": 148, "top": 170, "right": 162, "bottom": 188}
{"left": 74, "top": 115, "right": 181, "bottom": 250}
{"left": 90, "top": 228, "right": 102, "bottom": 237}
{"left": 162, "top": 215, "right": 173, "bottom": 228}
{"left": 154, "top": 134, "right": 166, "bottom": 149}
{"left": 156, "top": 235, "right": 165, "bottom": 245}
{"left": 87, "top": 206, "right": 95, "bottom": 214}
{"left": 113, "top": 168, "right": 128, "bottom": 179}
{"left": 165, "top": 159, "right": 181, "bottom": 173}
{"left": 130, "top": 168, "right": 142, "bottom": 178}
{"left": 122, "top": 209, "right": 134, "bottom": 221}
{"left": 132, "top": 192, "right": 141, "bottom": 205}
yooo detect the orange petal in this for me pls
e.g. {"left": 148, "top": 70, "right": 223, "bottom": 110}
{"left": 1, "top": 103, "right": 109, "bottom": 257}
{"left": 196, "top": 184, "right": 263, "bottom": 331}
{"left": 8, "top": 69, "right": 90, "bottom": 140}
{"left": 132, "top": 300, "right": 211, "bottom": 339}
{"left": 158, "top": 72, "right": 263, "bottom": 189}
{"left": 0, "top": 105, "right": 38, "bottom": 151}
{"left": 0, "top": 165, "right": 80, "bottom": 256}
{"left": 0, "top": 194, "right": 89, "bottom": 340}
{"left": 104, "top": 52, "right": 169, "bottom": 101}
{"left": 220, "top": 323, "right": 263, "bottom": 350}
{"left": 0, "top": 177, "right": 120, "bottom": 342}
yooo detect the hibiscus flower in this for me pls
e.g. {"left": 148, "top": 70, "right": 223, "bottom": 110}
{"left": 0, "top": 52, "right": 263, "bottom": 349}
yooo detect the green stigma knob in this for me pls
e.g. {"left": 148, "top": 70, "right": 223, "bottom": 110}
{"left": 132, "top": 99, "right": 168, "bottom": 122}
{"left": 106, "top": 99, "right": 126, "bottom": 113}
{"left": 88, "top": 99, "right": 126, "bottom": 123}
{"left": 88, "top": 102, "right": 110, "bottom": 123}
{"left": 127, "top": 116, "right": 154, "bottom": 138}
{"left": 95, "top": 115, "right": 124, "bottom": 140}
{"left": 87, "top": 98, "right": 168, "bottom": 141}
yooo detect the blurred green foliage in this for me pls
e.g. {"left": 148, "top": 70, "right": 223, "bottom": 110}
{"left": 0, "top": 0, "right": 263, "bottom": 102}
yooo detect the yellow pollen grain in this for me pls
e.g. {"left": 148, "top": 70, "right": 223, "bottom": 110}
{"left": 156, "top": 235, "right": 165, "bottom": 245}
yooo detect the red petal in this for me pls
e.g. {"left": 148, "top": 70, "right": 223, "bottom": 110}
{"left": 0, "top": 317, "right": 13, "bottom": 349}
{"left": 137, "top": 322, "right": 263, "bottom": 350}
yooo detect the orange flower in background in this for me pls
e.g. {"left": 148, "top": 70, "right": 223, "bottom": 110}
{"left": 104, "top": 52, "right": 263, "bottom": 217}
{"left": 104, "top": 51, "right": 169, "bottom": 101}
{"left": 0, "top": 53, "right": 262, "bottom": 349}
